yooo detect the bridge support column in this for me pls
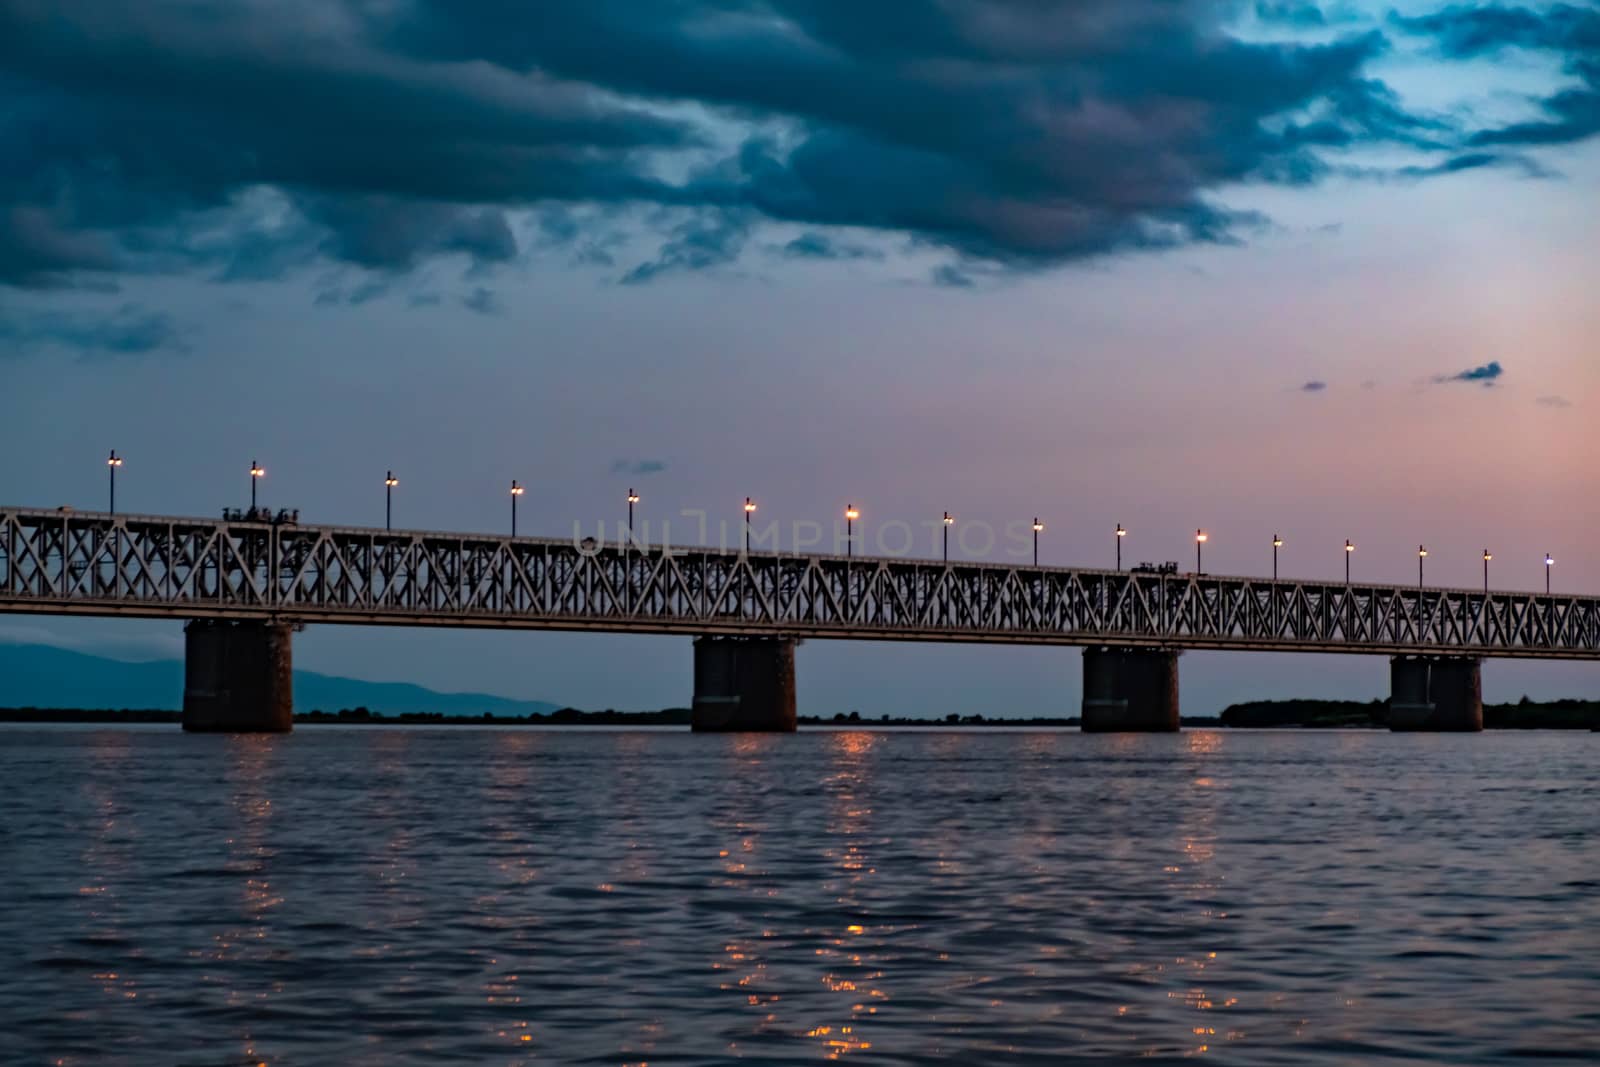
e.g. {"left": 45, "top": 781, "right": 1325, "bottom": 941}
{"left": 691, "top": 636, "right": 797, "bottom": 733}
{"left": 1081, "top": 646, "right": 1180, "bottom": 732}
{"left": 1389, "top": 656, "right": 1482, "bottom": 732}
{"left": 182, "top": 620, "right": 294, "bottom": 733}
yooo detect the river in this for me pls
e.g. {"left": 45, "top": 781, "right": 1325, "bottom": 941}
{"left": 0, "top": 726, "right": 1595, "bottom": 1064}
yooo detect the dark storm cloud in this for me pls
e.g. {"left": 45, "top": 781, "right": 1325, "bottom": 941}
{"left": 1257, "top": 2, "right": 1329, "bottom": 27}
{"left": 0, "top": 303, "right": 186, "bottom": 357}
{"left": 1434, "top": 360, "right": 1505, "bottom": 385}
{"left": 0, "top": 0, "right": 1479, "bottom": 290}
{"left": 1395, "top": 4, "right": 1600, "bottom": 147}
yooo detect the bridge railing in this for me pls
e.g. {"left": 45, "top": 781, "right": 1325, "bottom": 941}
{"left": 2, "top": 507, "right": 1597, "bottom": 658}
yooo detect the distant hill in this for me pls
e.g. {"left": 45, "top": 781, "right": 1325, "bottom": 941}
{"left": 0, "top": 642, "right": 560, "bottom": 716}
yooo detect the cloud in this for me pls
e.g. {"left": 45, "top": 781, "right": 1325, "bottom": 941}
{"left": 1394, "top": 4, "right": 1600, "bottom": 148}
{"left": 777, "top": 232, "right": 881, "bottom": 261}
{"left": 314, "top": 279, "right": 390, "bottom": 307}
{"left": 461, "top": 286, "right": 502, "bottom": 315}
{"left": 1256, "top": 2, "right": 1329, "bottom": 28}
{"left": 931, "top": 264, "right": 976, "bottom": 289}
{"left": 611, "top": 459, "right": 667, "bottom": 476}
{"left": 0, "top": 0, "right": 1473, "bottom": 290}
{"left": 1536, "top": 394, "right": 1572, "bottom": 408}
{"left": 621, "top": 214, "right": 749, "bottom": 284}
{"left": 1433, "top": 360, "right": 1504, "bottom": 386}
{"left": 1300, "top": 380, "right": 1329, "bottom": 392}
{"left": 0, "top": 303, "right": 187, "bottom": 357}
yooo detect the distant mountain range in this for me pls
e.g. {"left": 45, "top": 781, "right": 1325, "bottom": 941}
{"left": 0, "top": 642, "right": 561, "bottom": 716}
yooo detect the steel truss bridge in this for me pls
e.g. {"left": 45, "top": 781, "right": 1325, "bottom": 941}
{"left": 2, "top": 507, "right": 1597, "bottom": 659}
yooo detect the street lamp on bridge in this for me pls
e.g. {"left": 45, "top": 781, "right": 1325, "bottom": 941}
{"left": 627, "top": 489, "right": 640, "bottom": 536}
{"left": 1344, "top": 539, "right": 1355, "bottom": 584}
{"left": 844, "top": 505, "right": 859, "bottom": 558}
{"left": 1418, "top": 545, "right": 1428, "bottom": 589}
{"left": 510, "top": 480, "right": 524, "bottom": 536}
{"left": 1195, "top": 529, "right": 1207, "bottom": 574}
{"left": 107, "top": 450, "right": 123, "bottom": 514}
{"left": 384, "top": 471, "right": 398, "bottom": 530}
{"left": 943, "top": 511, "right": 954, "bottom": 562}
{"left": 1116, "top": 524, "right": 1126, "bottom": 571}
{"left": 1272, "top": 535, "right": 1283, "bottom": 581}
{"left": 743, "top": 497, "right": 757, "bottom": 552}
{"left": 1546, "top": 554, "right": 1554, "bottom": 595}
{"left": 1032, "top": 518, "right": 1044, "bottom": 566}
{"left": 249, "top": 460, "right": 265, "bottom": 510}
{"left": 1483, "top": 549, "right": 1492, "bottom": 594}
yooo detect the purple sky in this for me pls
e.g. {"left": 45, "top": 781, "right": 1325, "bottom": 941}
{"left": 2, "top": 1, "right": 1597, "bottom": 714}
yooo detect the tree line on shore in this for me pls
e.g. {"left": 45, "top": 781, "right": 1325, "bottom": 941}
{"left": 1, "top": 698, "right": 1595, "bottom": 728}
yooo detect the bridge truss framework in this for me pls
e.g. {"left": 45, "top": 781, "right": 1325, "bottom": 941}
{"left": 2, "top": 508, "right": 1597, "bottom": 659}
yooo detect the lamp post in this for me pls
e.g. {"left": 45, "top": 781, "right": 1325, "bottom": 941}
{"left": 1483, "top": 549, "right": 1492, "bottom": 594}
{"left": 510, "top": 480, "right": 524, "bottom": 536}
{"left": 384, "top": 471, "right": 398, "bottom": 530}
{"left": 1272, "top": 535, "right": 1282, "bottom": 581}
{"left": 942, "top": 512, "right": 953, "bottom": 562}
{"left": 1195, "top": 529, "right": 1207, "bottom": 574}
{"left": 743, "top": 497, "right": 757, "bottom": 552}
{"left": 1116, "top": 524, "right": 1126, "bottom": 571}
{"left": 845, "top": 505, "right": 859, "bottom": 558}
{"left": 1545, "top": 554, "right": 1554, "bottom": 596}
{"left": 627, "top": 489, "right": 639, "bottom": 538}
{"left": 1344, "top": 539, "right": 1354, "bottom": 584}
{"left": 107, "top": 450, "right": 122, "bottom": 514}
{"left": 249, "top": 460, "right": 265, "bottom": 510}
{"left": 1032, "top": 519, "right": 1044, "bottom": 567}
{"left": 1418, "top": 545, "right": 1427, "bottom": 589}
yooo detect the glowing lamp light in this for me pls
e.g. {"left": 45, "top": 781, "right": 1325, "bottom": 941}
{"left": 943, "top": 512, "right": 954, "bottom": 525}
{"left": 509, "top": 481, "right": 524, "bottom": 496}
{"left": 107, "top": 451, "right": 123, "bottom": 468}
{"left": 385, "top": 472, "right": 399, "bottom": 487}
{"left": 1032, "top": 519, "right": 1045, "bottom": 533}
{"left": 627, "top": 491, "right": 640, "bottom": 505}
{"left": 1196, "top": 530, "right": 1208, "bottom": 543}
{"left": 744, "top": 497, "right": 757, "bottom": 513}
{"left": 845, "top": 506, "right": 860, "bottom": 521}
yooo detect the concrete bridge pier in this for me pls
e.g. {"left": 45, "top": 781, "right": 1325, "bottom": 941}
{"left": 182, "top": 620, "right": 294, "bottom": 733}
{"left": 1389, "top": 655, "right": 1483, "bottom": 732}
{"left": 691, "top": 636, "right": 797, "bottom": 732}
{"left": 1081, "top": 646, "right": 1181, "bottom": 732}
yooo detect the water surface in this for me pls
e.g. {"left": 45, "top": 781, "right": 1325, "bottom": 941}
{"left": 1, "top": 726, "right": 1596, "bottom": 1064}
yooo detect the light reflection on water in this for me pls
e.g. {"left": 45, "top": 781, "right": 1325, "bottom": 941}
{"left": 0, "top": 726, "right": 1597, "bottom": 1065}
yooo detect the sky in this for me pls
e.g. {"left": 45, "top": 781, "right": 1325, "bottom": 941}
{"left": 1, "top": 0, "right": 1598, "bottom": 715}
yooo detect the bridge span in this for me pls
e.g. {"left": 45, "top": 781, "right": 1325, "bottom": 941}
{"left": 4, "top": 506, "right": 1596, "bottom": 733}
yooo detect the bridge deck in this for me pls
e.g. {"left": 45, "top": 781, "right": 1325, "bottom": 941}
{"left": 3, "top": 508, "right": 1597, "bottom": 658}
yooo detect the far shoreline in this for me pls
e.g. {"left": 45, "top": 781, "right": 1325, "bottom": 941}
{"left": 1, "top": 698, "right": 1595, "bottom": 729}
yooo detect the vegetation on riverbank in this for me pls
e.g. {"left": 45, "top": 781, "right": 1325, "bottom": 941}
{"left": 2, "top": 699, "right": 1595, "bottom": 728}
